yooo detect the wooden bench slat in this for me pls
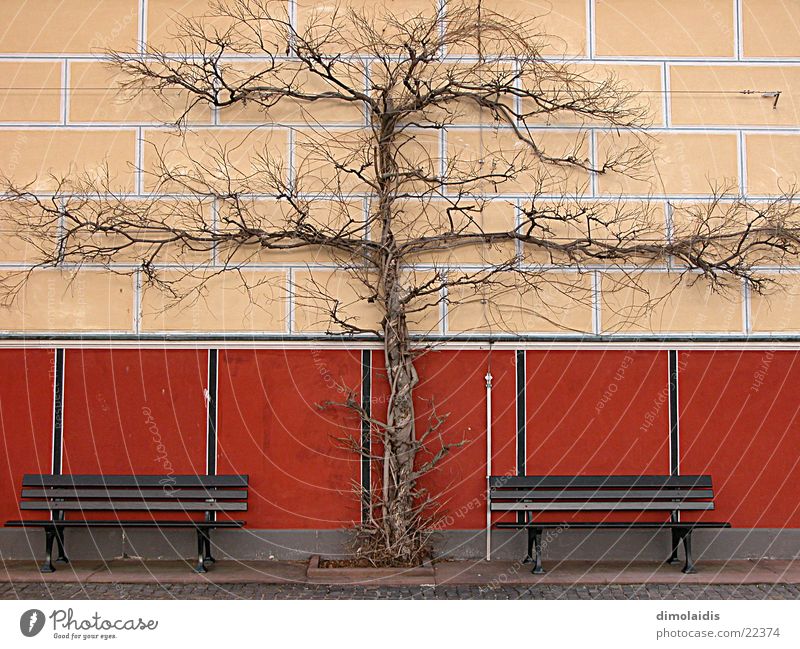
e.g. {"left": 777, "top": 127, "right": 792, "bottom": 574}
{"left": 494, "top": 521, "right": 732, "bottom": 529}
{"left": 490, "top": 501, "right": 715, "bottom": 511}
{"left": 21, "top": 474, "right": 248, "bottom": 488}
{"left": 21, "top": 489, "right": 247, "bottom": 500}
{"left": 20, "top": 501, "right": 247, "bottom": 511}
{"left": 489, "top": 489, "right": 714, "bottom": 500}
{"left": 488, "top": 475, "right": 712, "bottom": 489}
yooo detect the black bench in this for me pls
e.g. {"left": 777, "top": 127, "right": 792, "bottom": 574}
{"left": 5, "top": 474, "right": 248, "bottom": 573}
{"left": 490, "top": 475, "right": 730, "bottom": 574}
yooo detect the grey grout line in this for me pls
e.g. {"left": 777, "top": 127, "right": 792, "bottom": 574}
{"left": 440, "top": 277, "right": 448, "bottom": 336}
{"left": 664, "top": 201, "right": 675, "bottom": 272}
{"left": 588, "top": 130, "right": 597, "bottom": 197}
{"left": 6, "top": 54, "right": 800, "bottom": 64}
{"left": 1, "top": 192, "right": 795, "bottom": 202}
{"left": 289, "top": 0, "right": 297, "bottom": 52}
{"left": 210, "top": 199, "right": 219, "bottom": 266}
{"left": 287, "top": 127, "right": 294, "bottom": 190}
{"left": 5, "top": 333, "right": 799, "bottom": 344}
{"left": 0, "top": 123, "right": 797, "bottom": 134}
{"left": 287, "top": 267, "right": 294, "bottom": 334}
{"left": 735, "top": 0, "right": 744, "bottom": 61}
{"left": 60, "top": 62, "right": 68, "bottom": 125}
{"left": 743, "top": 278, "right": 752, "bottom": 335}
{"left": 662, "top": 62, "right": 671, "bottom": 128}
{"left": 136, "top": 126, "right": 144, "bottom": 195}
{"left": 139, "top": 0, "right": 147, "bottom": 54}
{"left": 440, "top": 128, "right": 447, "bottom": 185}
{"left": 738, "top": 130, "right": 747, "bottom": 194}
{"left": 592, "top": 270, "right": 601, "bottom": 335}
{"left": 11, "top": 261, "right": 800, "bottom": 273}
{"left": 133, "top": 270, "right": 142, "bottom": 335}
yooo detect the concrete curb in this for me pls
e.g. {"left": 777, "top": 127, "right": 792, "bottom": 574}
{"left": 305, "top": 555, "right": 436, "bottom": 585}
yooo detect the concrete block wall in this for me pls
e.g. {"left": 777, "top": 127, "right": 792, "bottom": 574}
{"left": 0, "top": 1, "right": 798, "bottom": 336}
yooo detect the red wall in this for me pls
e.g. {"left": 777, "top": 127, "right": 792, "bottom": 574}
{"left": 519, "top": 350, "right": 670, "bottom": 524}
{"left": 680, "top": 351, "right": 800, "bottom": 528}
{"left": 1, "top": 347, "right": 799, "bottom": 531}
{"left": 62, "top": 349, "right": 207, "bottom": 475}
{"left": 60, "top": 349, "right": 209, "bottom": 521}
{"left": 372, "top": 350, "right": 516, "bottom": 530}
{"left": 0, "top": 349, "right": 53, "bottom": 522}
{"left": 217, "top": 350, "right": 361, "bottom": 528}
{"left": 525, "top": 350, "right": 670, "bottom": 474}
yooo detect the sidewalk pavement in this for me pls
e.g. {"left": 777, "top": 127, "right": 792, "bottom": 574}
{"left": 2, "top": 558, "right": 799, "bottom": 588}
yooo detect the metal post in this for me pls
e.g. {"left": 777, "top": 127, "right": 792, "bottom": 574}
{"left": 485, "top": 368, "right": 493, "bottom": 561}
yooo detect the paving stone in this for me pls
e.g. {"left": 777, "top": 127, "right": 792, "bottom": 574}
{"left": 1, "top": 582, "right": 798, "bottom": 600}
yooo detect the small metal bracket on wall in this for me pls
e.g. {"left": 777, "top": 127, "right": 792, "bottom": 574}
{"left": 656, "top": 88, "right": 782, "bottom": 110}
{"left": 740, "top": 89, "right": 782, "bottom": 109}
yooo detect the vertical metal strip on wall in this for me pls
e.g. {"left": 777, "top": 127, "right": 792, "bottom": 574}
{"left": 668, "top": 349, "right": 680, "bottom": 523}
{"left": 50, "top": 348, "right": 65, "bottom": 525}
{"left": 206, "top": 349, "right": 218, "bottom": 476}
{"left": 51, "top": 348, "right": 65, "bottom": 475}
{"left": 360, "top": 349, "right": 372, "bottom": 522}
{"left": 515, "top": 350, "right": 526, "bottom": 524}
{"left": 668, "top": 350, "right": 680, "bottom": 476}
{"left": 516, "top": 349, "right": 526, "bottom": 475}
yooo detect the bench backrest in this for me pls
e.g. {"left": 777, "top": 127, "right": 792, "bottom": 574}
{"left": 488, "top": 475, "right": 715, "bottom": 513}
{"left": 19, "top": 474, "right": 249, "bottom": 515}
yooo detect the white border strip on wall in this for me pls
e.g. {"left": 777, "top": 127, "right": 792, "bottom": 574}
{"left": 139, "top": 0, "right": 148, "bottom": 54}
{"left": 735, "top": 0, "right": 744, "bottom": 61}
{"left": 591, "top": 270, "right": 601, "bottom": 335}
{"left": 133, "top": 269, "right": 142, "bottom": 334}
{"left": 60, "top": 61, "right": 69, "bottom": 125}
{"left": 743, "top": 278, "right": 752, "bottom": 335}
{"left": 6, "top": 339, "right": 800, "bottom": 351}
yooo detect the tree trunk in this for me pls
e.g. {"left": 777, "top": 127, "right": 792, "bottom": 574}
{"left": 371, "top": 109, "right": 425, "bottom": 564}
{"left": 380, "top": 271, "right": 420, "bottom": 563}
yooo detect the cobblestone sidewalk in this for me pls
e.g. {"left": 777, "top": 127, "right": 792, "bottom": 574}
{"left": 1, "top": 582, "right": 798, "bottom": 600}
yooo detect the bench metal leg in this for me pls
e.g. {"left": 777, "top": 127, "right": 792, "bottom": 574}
{"left": 194, "top": 530, "right": 207, "bottom": 574}
{"left": 40, "top": 528, "right": 56, "bottom": 573}
{"left": 681, "top": 530, "right": 697, "bottom": 574}
{"left": 531, "top": 528, "right": 545, "bottom": 575}
{"left": 666, "top": 528, "right": 681, "bottom": 565}
{"left": 523, "top": 527, "right": 534, "bottom": 564}
{"left": 202, "top": 530, "right": 215, "bottom": 564}
{"left": 55, "top": 526, "right": 69, "bottom": 564}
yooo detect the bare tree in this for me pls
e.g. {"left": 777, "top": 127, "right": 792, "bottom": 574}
{"left": 3, "top": 0, "right": 800, "bottom": 565}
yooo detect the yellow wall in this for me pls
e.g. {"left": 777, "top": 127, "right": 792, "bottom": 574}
{"left": 0, "top": 0, "right": 798, "bottom": 336}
